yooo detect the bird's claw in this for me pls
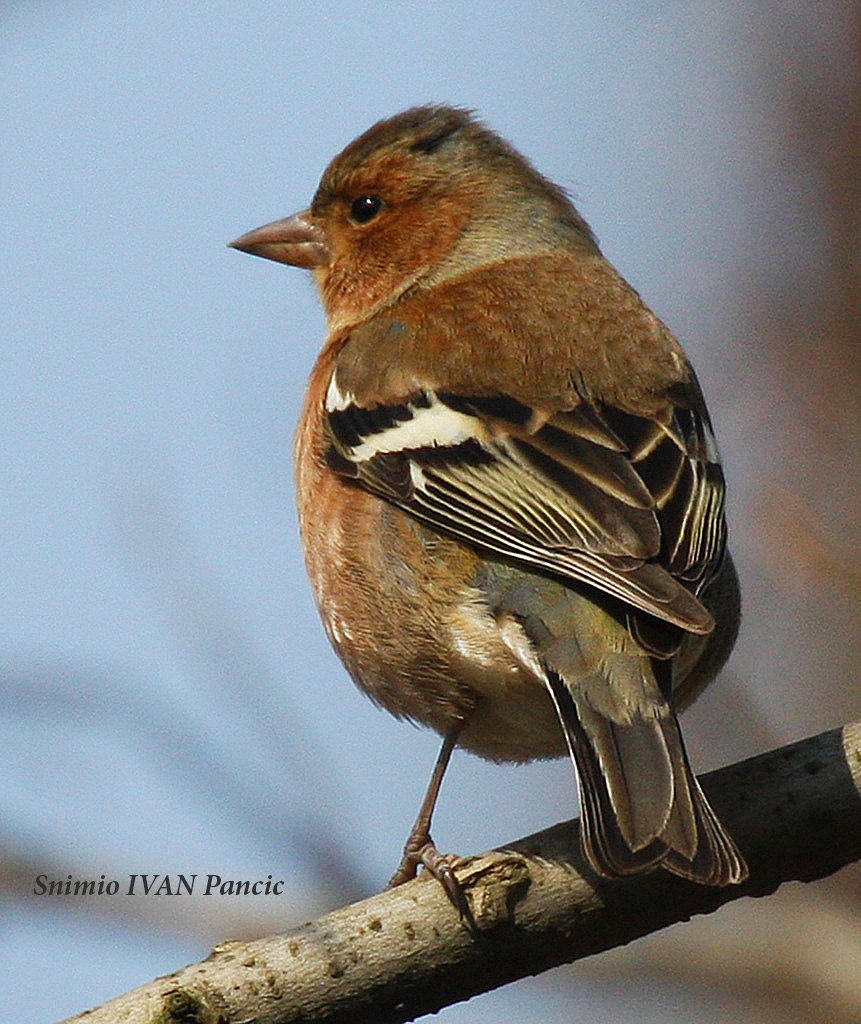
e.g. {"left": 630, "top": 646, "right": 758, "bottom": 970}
{"left": 388, "top": 835, "right": 473, "bottom": 923}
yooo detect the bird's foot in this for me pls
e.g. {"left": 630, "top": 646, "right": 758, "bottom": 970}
{"left": 388, "top": 833, "right": 471, "bottom": 921}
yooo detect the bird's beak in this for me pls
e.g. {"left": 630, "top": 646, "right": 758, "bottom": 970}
{"left": 229, "top": 210, "right": 328, "bottom": 269}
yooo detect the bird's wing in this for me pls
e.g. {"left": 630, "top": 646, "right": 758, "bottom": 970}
{"left": 324, "top": 376, "right": 726, "bottom": 634}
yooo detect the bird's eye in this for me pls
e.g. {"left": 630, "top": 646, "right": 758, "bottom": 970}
{"left": 349, "top": 195, "right": 384, "bottom": 224}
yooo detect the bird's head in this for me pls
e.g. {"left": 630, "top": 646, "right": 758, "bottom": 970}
{"left": 231, "top": 105, "right": 597, "bottom": 333}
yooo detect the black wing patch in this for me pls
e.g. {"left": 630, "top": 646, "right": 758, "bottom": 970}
{"left": 324, "top": 386, "right": 726, "bottom": 635}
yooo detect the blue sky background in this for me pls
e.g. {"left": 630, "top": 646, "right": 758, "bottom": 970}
{"left": 2, "top": 3, "right": 859, "bottom": 1022}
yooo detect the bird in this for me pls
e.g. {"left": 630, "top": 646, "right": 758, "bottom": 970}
{"left": 230, "top": 105, "right": 748, "bottom": 898}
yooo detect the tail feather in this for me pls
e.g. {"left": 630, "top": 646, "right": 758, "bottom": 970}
{"left": 579, "top": 708, "right": 676, "bottom": 853}
{"left": 662, "top": 771, "right": 748, "bottom": 885}
{"left": 544, "top": 665, "right": 747, "bottom": 885}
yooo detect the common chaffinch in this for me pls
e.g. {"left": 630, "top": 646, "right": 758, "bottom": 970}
{"left": 231, "top": 105, "right": 747, "bottom": 897}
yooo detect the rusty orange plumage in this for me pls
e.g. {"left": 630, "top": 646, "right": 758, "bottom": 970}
{"left": 231, "top": 105, "right": 747, "bottom": 897}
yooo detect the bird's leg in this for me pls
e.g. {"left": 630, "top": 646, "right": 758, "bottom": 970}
{"left": 388, "top": 723, "right": 466, "bottom": 912}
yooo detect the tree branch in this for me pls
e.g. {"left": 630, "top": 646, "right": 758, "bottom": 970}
{"left": 61, "top": 722, "right": 861, "bottom": 1024}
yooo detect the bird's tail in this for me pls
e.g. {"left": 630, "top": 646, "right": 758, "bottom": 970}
{"left": 544, "top": 665, "right": 747, "bottom": 886}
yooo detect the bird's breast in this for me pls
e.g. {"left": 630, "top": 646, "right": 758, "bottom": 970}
{"left": 293, "top": 360, "right": 564, "bottom": 760}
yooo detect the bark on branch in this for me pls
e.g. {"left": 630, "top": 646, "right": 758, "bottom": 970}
{"left": 62, "top": 722, "right": 861, "bottom": 1024}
